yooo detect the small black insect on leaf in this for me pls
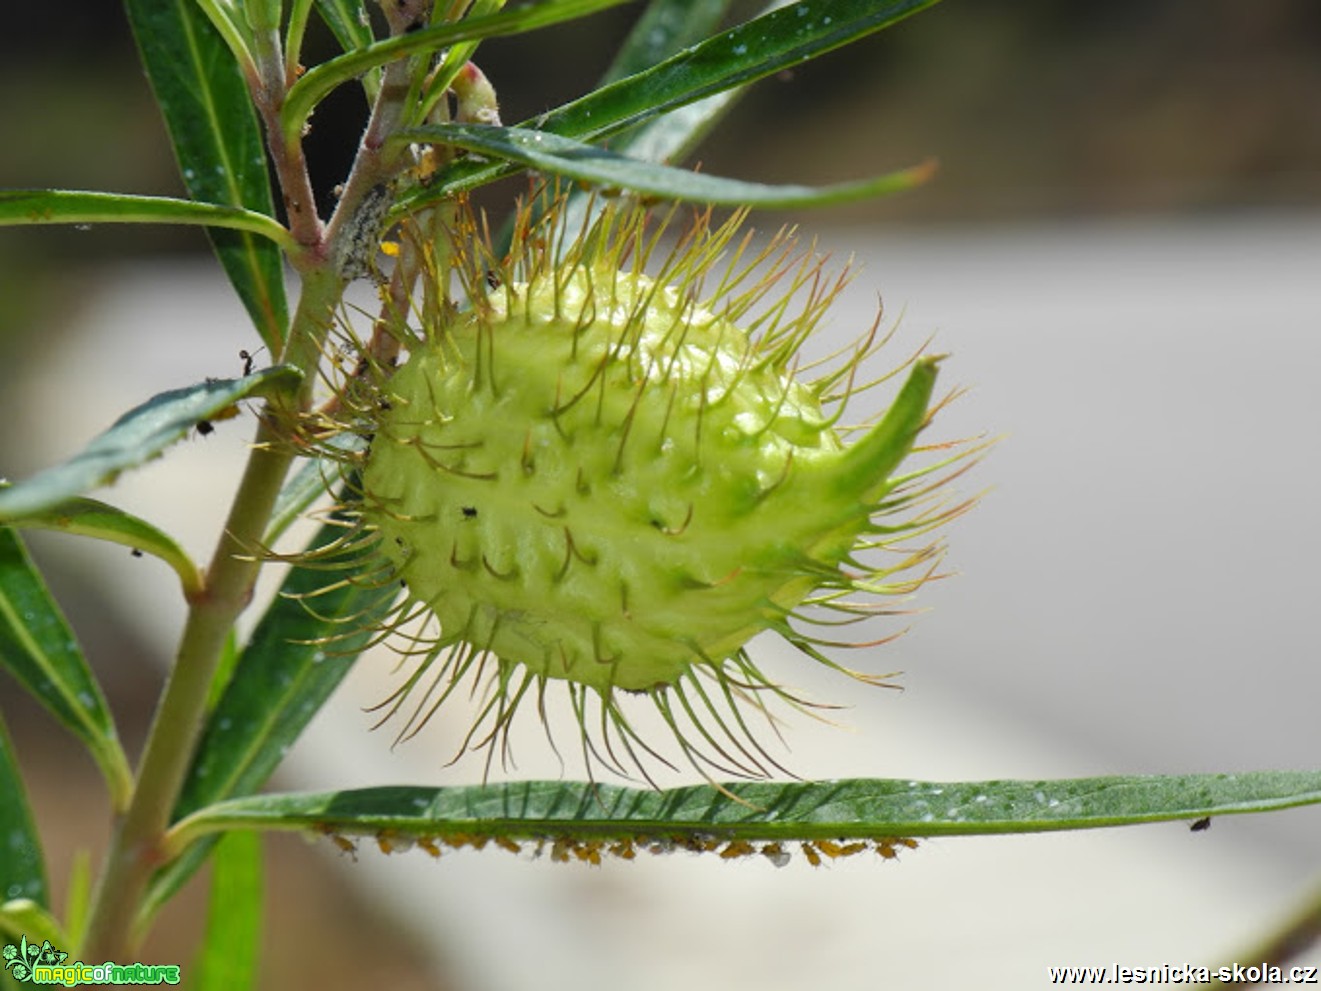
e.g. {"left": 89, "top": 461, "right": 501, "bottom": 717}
{"left": 1190, "top": 817, "right": 1211, "bottom": 832}
{"left": 196, "top": 420, "right": 214, "bottom": 437}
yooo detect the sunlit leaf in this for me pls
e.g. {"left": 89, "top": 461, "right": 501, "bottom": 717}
{"left": 403, "top": 0, "right": 941, "bottom": 210}
{"left": 0, "top": 191, "right": 296, "bottom": 252}
{"left": 0, "top": 367, "right": 301, "bottom": 522}
{"left": 405, "top": 123, "right": 934, "bottom": 207}
{"left": 8, "top": 498, "right": 202, "bottom": 601}
{"left": 167, "top": 771, "right": 1321, "bottom": 854}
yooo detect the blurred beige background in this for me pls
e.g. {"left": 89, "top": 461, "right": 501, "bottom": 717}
{"left": 2, "top": 3, "right": 1320, "bottom": 989}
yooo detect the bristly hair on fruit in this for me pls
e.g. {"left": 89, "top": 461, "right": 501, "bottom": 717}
{"left": 287, "top": 187, "right": 985, "bottom": 788}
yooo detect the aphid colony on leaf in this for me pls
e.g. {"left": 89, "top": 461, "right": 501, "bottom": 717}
{"left": 314, "top": 823, "right": 918, "bottom": 867}
{"left": 305, "top": 190, "right": 975, "bottom": 782}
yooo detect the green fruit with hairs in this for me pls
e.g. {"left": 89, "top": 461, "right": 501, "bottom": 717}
{"left": 350, "top": 204, "right": 966, "bottom": 776}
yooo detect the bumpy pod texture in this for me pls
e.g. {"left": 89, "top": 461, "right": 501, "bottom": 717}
{"left": 345, "top": 202, "right": 969, "bottom": 779}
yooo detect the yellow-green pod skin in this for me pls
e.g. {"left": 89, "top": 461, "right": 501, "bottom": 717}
{"left": 362, "top": 266, "right": 937, "bottom": 693}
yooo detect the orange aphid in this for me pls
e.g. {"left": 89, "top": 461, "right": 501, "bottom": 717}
{"left": 572, "top": 842, "right": 603, "bottom": 866}
{"left": 815, "top": 839, "right": 844, "bottom": 859}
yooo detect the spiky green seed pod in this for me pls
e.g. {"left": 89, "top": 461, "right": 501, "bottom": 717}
{"left": 340, "top": 201, "right": 971, "bottom": 778}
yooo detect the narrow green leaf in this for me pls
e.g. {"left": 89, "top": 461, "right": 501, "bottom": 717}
{"left": 404, "top": 0, "right": 941, "bottom": 209}
{"left": 0, "top": 191, "right": 297, "bottom": 252}
{"left": 192, "top": 0, "right": 260, "bottom": 73}
{"left": 0, "top": 900, "right": 65, "bottom": 948}
{"left": 0, "top": 530, "right": 132, "bottom": 810}
{"left": 599, "top": 0, "right": 732, "bottom": 86}
{"left": 404, "top": 122, "right": 935, "bottom": 207}
{"left": 8, "top": 498, "right": 203, "bottom": 601}
{"left": 167, "top": 771, "right": 1321, "bottom": 853}
{"left": 125, "top": 0, "right": 290, "bottom": 351}
{"left": 0, "top": 717, "right": 48, "bottom": 909}
{"left": 0, "top": 366, "right": 302, "bottom": 522}
{"left": 312, "top": 0, "right": 380, "bottom": 101}
{"left": 314, "top": 0, "right": 374, "bottom": 56}
{"left": 496, "top": 0, "right": 738, "bottom": 254}
{"left": 590, "top": 0, "right": 742, "bottom": 162}
{"left": 593, "top": 1, "right": 795, "bottom": 169}
{"left": 62, "top": 850, "right": 92, "bottom": 952}
{"left": 281, "top": 0, "right": 633, "bottom": 145}
{"left": 194, "top": 833, "right": 262, "bottom": 991}
{"left": 140, "top": 505, "right": 393, "bottom": 925}
{"left": 548, "top": 0, "right": 942, "bottom": 140}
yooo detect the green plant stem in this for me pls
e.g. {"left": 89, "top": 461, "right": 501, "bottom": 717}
{"left": 79, "top": 434, "right": 292, "bottom": 957}
{"left": 80, "top": 271, "right": 341, "bottom": 958}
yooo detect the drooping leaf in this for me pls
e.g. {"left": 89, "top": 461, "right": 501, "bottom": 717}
{"left": 0, "top": 367, "right": 302, "bottom": 522}
{"left": 495, "top": 0, "right": 739, "bottom": 253}
{"left": 167, "top": 770, "right": 1321, "bottom": 854}
{"left": 7, "top": 498, "right": 202, "bottom": 601}
{"left": 125, "top": 0, "right": 289, "bottom": 351}
{"left": 0, "top": 530, "right": 131, "bottom": 810}
{"left": 194, "top": 832, "right": 262, "bottom": 991}
{"left": 403, "top": 0, "right": 941, "bottom": 209}
{"left": 0, "top": 191, "right": 296, "bottom": 252}
{"left": 140, "top": 504, "right": 394, "bottom": 925}
{"left": 404, "top": 123, "right": 935, "bottom": 208}
{"left": 281, "top": 0, "right": 633, "bottom": 145}
{"left": 0, "top": 716, "right": 48, "bottom": 909}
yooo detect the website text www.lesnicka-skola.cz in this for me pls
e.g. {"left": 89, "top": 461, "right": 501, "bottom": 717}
{"left": 1048, "top": 962, "right": 1320, "bottom": 985}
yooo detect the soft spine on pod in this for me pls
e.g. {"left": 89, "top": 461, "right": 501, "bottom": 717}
{"left": 334, "top": 199, "right": 973, "bottom": 780}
